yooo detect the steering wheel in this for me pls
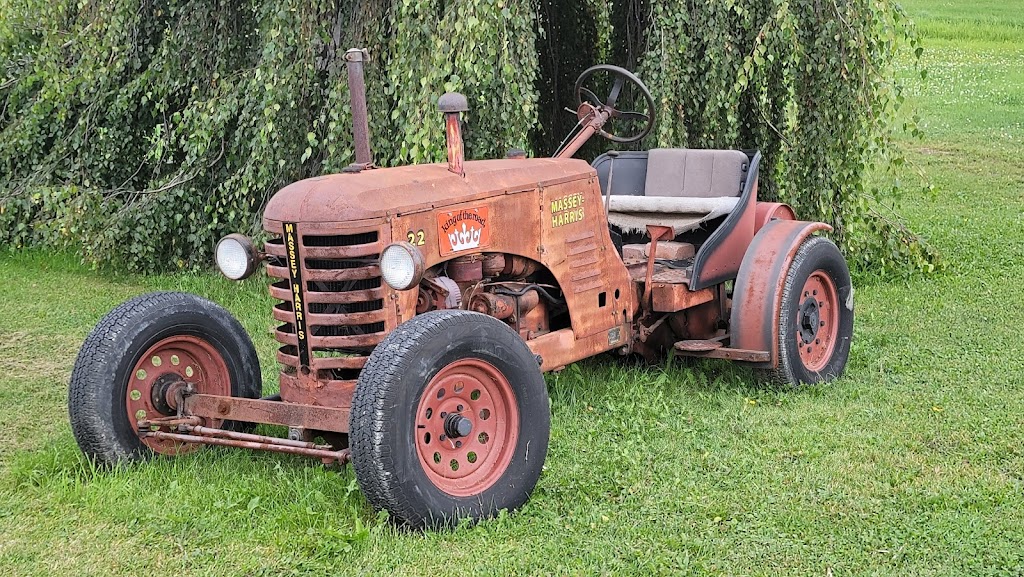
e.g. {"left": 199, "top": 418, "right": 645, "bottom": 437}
{"left": 573, "top": 64, "right": 655, "bottom": 144}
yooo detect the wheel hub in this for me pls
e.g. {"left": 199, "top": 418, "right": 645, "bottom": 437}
{"left": 798, "top": 297, "right": 821, "bottom": 344}
{"left": 150, "top": 373, "right": 188, "bottom": 416}
{"left": 126, "top": 335, "right": 230, "bottom": 455}
{"left": 443, "top": 413, "right": 473, "bottom": 439}
{"left": 795, "top": 271, "right": 840, "bottom": 373}
{"left": 414, "top": 358, "right": 519, "bottom": 497}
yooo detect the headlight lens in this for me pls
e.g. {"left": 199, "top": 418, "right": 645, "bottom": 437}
{"left": 215, "top": 234, "right": 259, "bottom": 280}
{"left": 380, "top": 242, "right": 425, "bottom": 290}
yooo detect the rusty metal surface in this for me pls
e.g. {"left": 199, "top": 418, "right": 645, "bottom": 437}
{"left": 277, "top": 372, "right": 356, "bottom": 408}
{"left": 468, "top": 292, "right": 516, "bottom": 320}
{"left": 753, "top": 202, "right": 796, "bottom": 233}
{"left": 263, "top": 159, "right": 591, "bottom": 225}
{"left": 729, "top": 219, "right": 833, "bottom": 367}
{"left": 264, "top": 221, "right": 391, "bottom": 408}
{"left": 546, "top": 185, "right": 636, "bottom": 338}
{"left": 651, "top": 284, "right": 714, "bottom": 313}
{"left": 444, "top": 110, "right": 466, "bottom": 176}
{"left": 344, "top": 48, "right": 373, "bottom": 167}
{"left": 526, "top": 326, "right": 629, "bottom": 372}
{"left": 671, "top": 300, "right": 721, "bottom": 341}
{"left": 184, "top": 424, "right": 335, "bottom": 450}
{"left": 385, "top": 169, "right": 636, "bottom": 343}
{"left": 626, "top": 261, "right": 651, "bottom": 281}
{"left": 554, "top": 102, "right": 612, "bottom": 159}
{"left": 262, "top": 125, "right": 636, "bottom": 402}
{"left": 499, "top": 254, "right": 538, "bottom": 277}
{"left": 184, "top": 394, "right": 351, "bottom": 433}
{"left": 650, "top": 268, "right": 690, "bottom": 283}
{"left": 642, "top": 225, "right": 674, "bottom": 310}
{"left": 674, "top": 339, "right": 723, "bottom": 352}
{"left": 518, "top": 297, "right": 549, "bottom": 339}
{"left": 137, "top": 415, "right": 202, "bottom": 428}
{"left": 448, "top": 254, "right": 483, "bottom": 282}
{"left": 481, "top": 253, "right": 506, "bottom": 276}
{"left": 673, "top": 343, "right": 770, "bottom": 363}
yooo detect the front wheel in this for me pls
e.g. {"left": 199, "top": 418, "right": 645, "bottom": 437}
{"left": 350, "top": 310, "right": 550, "bottom": 529}
{"left": 68, "top": 292, "right": 262, "bottom": 465}
{"left": 764, "top": 236, "right": 854, "bottom": 385}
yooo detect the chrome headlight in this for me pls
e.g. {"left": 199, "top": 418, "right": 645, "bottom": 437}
{"left": 215, "top": 234, "right": 259, "bottom": 280}
{"left": 380, "top": 242, "right": 425, "bottom": 290}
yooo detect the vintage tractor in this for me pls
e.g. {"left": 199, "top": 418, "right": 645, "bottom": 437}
{"left": 68, "top": 49, "right": 853, "bottom": 528}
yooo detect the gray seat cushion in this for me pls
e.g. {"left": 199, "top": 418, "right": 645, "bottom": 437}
{"left": 644, "top": 148, "right": 748, "bottom": 198}
{"left": 606, "top": 195, "right": 740, "bottom": 235}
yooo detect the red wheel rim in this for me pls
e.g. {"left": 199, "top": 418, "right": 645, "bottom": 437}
{"left": 126, "top": 335, "right": 231, "bottom": 455}
{"left": 414, "top": 359, "right": 520, "bottom": 497}
{"left": 796, "top": 271, "right": 840, "bottom": 372}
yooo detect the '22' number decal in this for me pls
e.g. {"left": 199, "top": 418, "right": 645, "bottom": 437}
{"left": 407, "top": 230, "right": 425, "bottom": 246}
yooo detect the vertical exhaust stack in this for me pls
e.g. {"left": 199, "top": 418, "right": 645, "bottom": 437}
{"left": 344, "top": 48, "right": 373, "bottom": 172}
{"left": 438, "top": 92, "right": 469, "bottom": 177}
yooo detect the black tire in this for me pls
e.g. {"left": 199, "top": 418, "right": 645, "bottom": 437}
{"left": 763, "top": 236, "right": 854, "bottom": 385}
{"left": 68, "top": 291, "right": 261, "bottom": 466}
{"left": 350, "top": 310, "right": 550, "bottom": 529}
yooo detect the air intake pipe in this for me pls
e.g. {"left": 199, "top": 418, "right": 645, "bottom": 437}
{"left": 438, "top": 92, "right": 469, "bottom": 177}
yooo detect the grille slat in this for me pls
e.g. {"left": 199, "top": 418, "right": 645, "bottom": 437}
{"left": 304, "top": 266, "right": 382, "bottom": 282}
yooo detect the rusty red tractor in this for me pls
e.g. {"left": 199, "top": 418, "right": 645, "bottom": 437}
{"left": 69, "top": 50, "right": 853, "bottom": 529}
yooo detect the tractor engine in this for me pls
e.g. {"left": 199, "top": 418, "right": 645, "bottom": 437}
{"left": 416, "top": 253, "right": 557, "bottom": 340}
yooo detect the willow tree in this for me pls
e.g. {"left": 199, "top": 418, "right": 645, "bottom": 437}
{"left": 0, "top": 0, "right": 934, "bottom": 274}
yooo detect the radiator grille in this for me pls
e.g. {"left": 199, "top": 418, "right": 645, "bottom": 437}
{"left": 264, "top": 227, "right": 389, "bottom": 394}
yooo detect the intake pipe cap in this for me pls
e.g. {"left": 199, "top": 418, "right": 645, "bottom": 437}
{"left": 438, "top": 92, "right": 469, "bottom": 113}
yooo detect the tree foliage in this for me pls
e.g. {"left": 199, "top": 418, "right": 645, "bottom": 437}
{"left": 0, "top": 0, "right": 935, "bottom": 274}
{"left": 635, "top": 0, "right": 937, "bottom": 274}
{"left": 0, "top": 0, "right": 538, "bottom": 270}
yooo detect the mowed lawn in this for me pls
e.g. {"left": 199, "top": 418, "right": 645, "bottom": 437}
{"left": 1, "top": 1, "right": 1023, "bottom": 574}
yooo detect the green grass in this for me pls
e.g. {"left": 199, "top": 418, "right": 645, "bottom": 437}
{"left": 3, "top": 2, "right": 1024, "bottom": 574}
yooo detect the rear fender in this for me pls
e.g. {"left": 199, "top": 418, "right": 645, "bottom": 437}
{"left": 730, "top": 220, "right": 832, "bottom": 367}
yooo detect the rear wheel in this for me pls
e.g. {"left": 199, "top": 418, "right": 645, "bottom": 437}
{"left": 69, "top": 292, "right": 261, "bottom": 465}
{"left": 350, "top": 310, "right": 550, "bottom": 529}
{"left": 765, "top": 236, "right": 854, "bottom": 385}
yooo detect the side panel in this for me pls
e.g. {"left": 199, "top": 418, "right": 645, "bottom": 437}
{"left": 539, "top": 175, "right": 634, "bottom": 342}
{"left": 730, "top": 220, "right": 833, "bottom": 367}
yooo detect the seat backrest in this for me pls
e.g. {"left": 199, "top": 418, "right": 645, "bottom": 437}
{"left": 643, "top": 148, "right": 748, "bottom": 198}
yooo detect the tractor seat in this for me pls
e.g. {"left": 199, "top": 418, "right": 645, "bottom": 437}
{"left": 606, "top": 148, "right": 748, "bottom": 234}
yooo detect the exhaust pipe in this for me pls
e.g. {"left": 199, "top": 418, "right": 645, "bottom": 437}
{"left": 344, "top": 48, "right": 373, "bottom": 172}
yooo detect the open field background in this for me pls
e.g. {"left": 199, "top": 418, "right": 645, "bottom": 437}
{"left": 1, "top": 1, "right": 1022, "bottom": 574}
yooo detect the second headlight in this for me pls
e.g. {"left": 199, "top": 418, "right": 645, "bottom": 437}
{"left": 380, "top": 241, "right": 425, "bottom": 290}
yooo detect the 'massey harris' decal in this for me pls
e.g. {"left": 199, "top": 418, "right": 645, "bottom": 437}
{"left": 437, "top": 207, "right": 490, "bottom": 256}
{"left": 550, "top": 191, "right": 584, "bottom": 227}
{"left": 282, "top": 222, "right": 310, "bottom": 368}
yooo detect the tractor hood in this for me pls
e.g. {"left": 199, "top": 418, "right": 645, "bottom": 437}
{"left": 263, "top": 157, "right": 591, "bottom": 225}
